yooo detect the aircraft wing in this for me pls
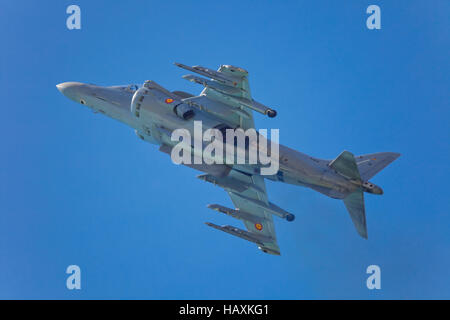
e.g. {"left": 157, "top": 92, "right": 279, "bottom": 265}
{"left": 174, "top": 63, "right": 284, "bottom": 254}
{"left": 174, "top": 63, "right": 277, "bottom": 130}
{"left": 202, "top": 169, "right": 283, "bottom": 255}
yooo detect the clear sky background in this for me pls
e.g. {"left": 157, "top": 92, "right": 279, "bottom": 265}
{"left": 0, "top": 1, "right": 449, "bottom": 299}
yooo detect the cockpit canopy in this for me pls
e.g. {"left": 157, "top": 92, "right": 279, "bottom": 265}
{"left": 111, "top": 84, "right": 139, "bottom": 93}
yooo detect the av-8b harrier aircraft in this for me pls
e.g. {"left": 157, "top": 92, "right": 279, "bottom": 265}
{"left": 57, "top": 63, "right": 399, "bottom": 255}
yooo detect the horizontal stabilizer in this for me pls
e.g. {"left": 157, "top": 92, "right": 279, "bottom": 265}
{"left": 356, "top": 152, "right": 401, "bottom": 181}
{"left": 343, "top": 188, "right": 368, "bottom": 239}
{"left": 329, "top": 150, "right": 361, "bottom": 180}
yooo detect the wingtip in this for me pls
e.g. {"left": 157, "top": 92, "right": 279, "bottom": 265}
{"left": 383, "top": 152, "right": 401, "bottom": 161}
{"left": 360, "top": 230, "right": 368, "bottom": 239}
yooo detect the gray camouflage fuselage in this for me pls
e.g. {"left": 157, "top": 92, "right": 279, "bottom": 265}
{"left": 56, "top": 81, "right": 375, "bottom": 199}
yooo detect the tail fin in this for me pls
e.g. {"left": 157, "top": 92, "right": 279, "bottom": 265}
{"left": 330, "top": 151, "right": 368, "bottom": 238}
{"left": 343, "top": 188, "right": 367, "bottom": 239}
{"left": 331, "top": 151, "right": 400, "bottom": 239}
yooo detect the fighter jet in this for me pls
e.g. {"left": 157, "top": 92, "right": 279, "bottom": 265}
{"left": 57, "top": 63, "right": 400, "bottom": 255}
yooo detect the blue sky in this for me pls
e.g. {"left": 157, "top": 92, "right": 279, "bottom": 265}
{"left": 0, "top": 1, "right": 449, "bottom": 299}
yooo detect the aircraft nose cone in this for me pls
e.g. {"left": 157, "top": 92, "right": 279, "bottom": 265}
{"left": 56, "top": 82, "right": 90, "bottom": 104}
{"left": 56, "top": 83, "right": 65, "bottom": 93}
{"left": 56, "top": 82, "right": 82, "bottom": 95}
